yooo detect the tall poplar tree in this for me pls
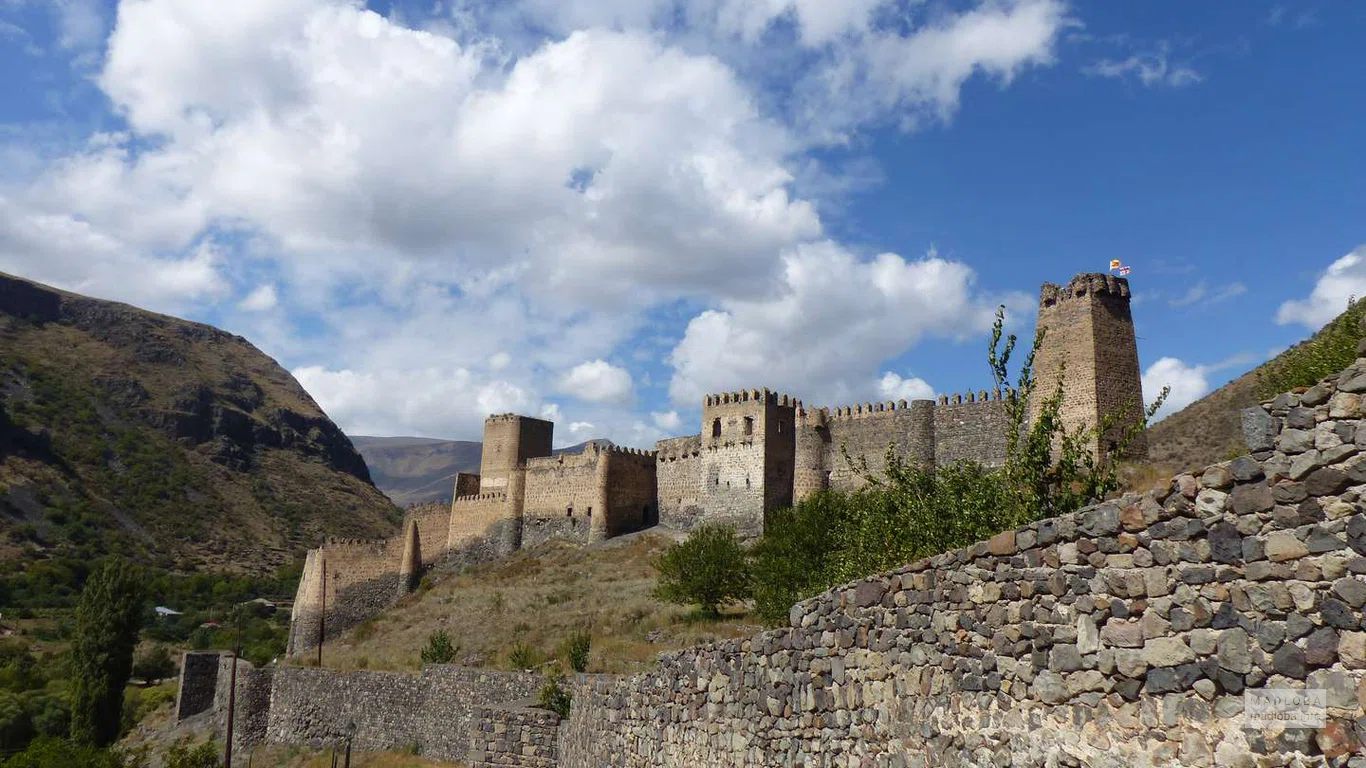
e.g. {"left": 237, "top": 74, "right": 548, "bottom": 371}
{"left": 69, "top": 558, "right": 146, "bottom": 746}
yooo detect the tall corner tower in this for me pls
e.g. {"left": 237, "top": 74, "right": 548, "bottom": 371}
{"left": 698, "top": 389, "right": 797, "bottom": 535}
{"left": 1032, "top": 272, "right": 1147, "bottom": 458}
{"left": 479, "top": 414, "right": 554, "bottom": 491}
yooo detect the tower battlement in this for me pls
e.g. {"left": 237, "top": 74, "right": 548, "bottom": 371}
{"left": 1039, "top": 273, "right": 1131, "bottom": 307}
{"left": 703, "top": 389, "right": 801, "bottom": 408}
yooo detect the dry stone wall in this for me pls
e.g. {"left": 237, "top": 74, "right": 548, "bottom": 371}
{"left": 557, "top": 357, "right": 1366, "bottom": 767}
{"left": 469, "top": 700, "right": 562, "bottom": 768}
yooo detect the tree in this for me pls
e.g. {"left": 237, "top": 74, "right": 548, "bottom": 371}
{"left": 419, "top": 630, "right": 458, "bottom": 665}
{"left": 69, "top": 558, "right": 147, "bottom": 747}
{"left": 652, "top": 525, "right": 750, "bottom": 617}
{"left": 131, "top": 646, "right": 177, "bottom": 687}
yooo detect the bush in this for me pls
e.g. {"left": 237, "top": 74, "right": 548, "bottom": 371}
{"left": 537, "top": 675, "right": 572, "bottom": 719}
{"left": 564, "top": 632, "right": 591, "bottom": 673}
{"left": 162, "top": 741, "right": 219, "bottom": 768}
{"left": 132, "top": 647, "right": 176, "bottom": 686}
{"left": 419, "top": 630, "right": 458, "bottom": 665}
{"left": 0, "top": 736, "right": 138, "bottom": 768}
{"left": 1258, "top": 296, "right": 1364, "bottom": 397}
{"left": 507, "top": 643, "right": 539, "bottom": 671}
{"left": 652, "top": 525, "right": 751, "bottom": 617}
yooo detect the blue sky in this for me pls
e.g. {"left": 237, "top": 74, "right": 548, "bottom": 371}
{"left": 1, "top": 0, "right": 1363, "bottom": 447}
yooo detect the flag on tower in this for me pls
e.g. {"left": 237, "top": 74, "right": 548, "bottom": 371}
{"left": 1119, "top": 266, "right": 1131, "bottom": 276}
{"left": 1109, "top": 259, "right": 1121, "bottom": 271}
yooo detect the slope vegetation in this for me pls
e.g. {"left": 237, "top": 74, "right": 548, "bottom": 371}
{"left": 0, "top": 272, "right": 402, "bottom": 581}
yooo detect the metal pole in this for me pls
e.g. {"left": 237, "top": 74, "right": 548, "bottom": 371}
{"left": 224, "top": 621, "right": 241, "bottom": 768}
{"left": 344, "top": 737, "right": 352, "bottom": 768}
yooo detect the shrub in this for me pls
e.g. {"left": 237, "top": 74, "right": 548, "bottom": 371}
{"left": 564, "top": 632, "right": 591, "bottom": 673}
{"left": 163, "top": 741, "right": 219, "bottom": 768}
{"left": 132, "top": 647, "right": 177, "bottom": 686}
{"left": 0, "top": 736, "right": 138, "bottom": 768}
{"left": 1258, "top": 296, "right": 1364, "bottom": 397}
{"left": 507, "top": 643, "right": 538, "bottom": 671}
{"left": 419, "top": 630, "right": 458, "bottom": 665}
{"left": 652, "top": 525, "right": 751, "bottom": 618}
{"left": 537, "top": 675, "right": 572, "bottom": 719}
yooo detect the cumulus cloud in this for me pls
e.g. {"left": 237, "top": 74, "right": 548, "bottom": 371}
{"left": 1276, "top": 246, "right": 1366, "bottom": 329}
{"left": 876, "top": 372, "right": 935, "bottom": 402}
{"left": 668, "top": 242, "right": 1029, "bottom": 407}
{"left": 238, "top": 284, "right": 279, "bottom": 312}
{"left": 1142, "top": 357, "right": 1210, "bottom": 421}
{"left": 651, "top": 410, "right": 684, "bottom": 432}
{"left": 559, "top": 360, "right": 634, "bottom": 404}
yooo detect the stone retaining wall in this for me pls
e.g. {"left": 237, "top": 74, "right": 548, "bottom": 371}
{"left": 469, "top": 699, "right": 561, "bottom": 767}
{"left": 557, "top": 358, "right": 1366, "bottom": 767}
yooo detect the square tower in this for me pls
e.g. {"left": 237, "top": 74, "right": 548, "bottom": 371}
{"left": 698, "top": 389, "right": 797, "bottom": 536}
{"left": 1032, "top": 273, "right": 1147, "bottom": 458}
{"left": 480, "top": 414, "right": 554, "bottom": 491}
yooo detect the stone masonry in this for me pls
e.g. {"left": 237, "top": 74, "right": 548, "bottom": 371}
{"left": 192, "top": 354, "right": 1366, "bottom": 766}
{"left": 288, "top": 272, "right": 1146, "bottom": 655}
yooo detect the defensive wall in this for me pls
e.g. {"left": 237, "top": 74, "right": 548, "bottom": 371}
{"left": 208, "top": 353, "right": 1366, "bottom": 766}
{"left": 288, "top": 271, "right": 1142, "bottom": 655}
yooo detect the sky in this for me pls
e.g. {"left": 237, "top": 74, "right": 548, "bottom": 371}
{"left": 1, "top": 0, "right": 1363, "bottom": 449}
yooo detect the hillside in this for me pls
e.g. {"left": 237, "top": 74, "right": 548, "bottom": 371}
{"left": 353, "top": 436, "right": 614, "bottom": 506}
{"left": 0, "top": 272, "right": 402, "bottom": 581}
{"left": 1144, "top": 300, "right": 1365, "bottom": 474}
{"left": 313, "top": 531, "right": 758, "bottom": 676}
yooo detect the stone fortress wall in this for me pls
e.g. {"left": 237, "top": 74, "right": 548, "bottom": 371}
{"left": 287, "top": 272, "right": 1143, "bottom": 655}
{"left": 190, "top": 353, "right": 1366, "bottom": 767}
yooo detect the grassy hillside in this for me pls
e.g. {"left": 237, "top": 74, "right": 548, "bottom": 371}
{"left": 1144, "top": 298, "right": 1365, "bottom": 474}
{"left": 0, "top": 272, "right": 403, "bottom": 590}
{"left": 311, "top": 531, "right": 758, "bottom": 676}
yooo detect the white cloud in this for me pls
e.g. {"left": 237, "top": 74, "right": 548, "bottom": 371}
{"left": 1084, "top": 41, "right": 1201, "bottom": 89}
{"left": 651, "top": 410, "right": 683, "bottom": 432}
{"left": 1168, "top": 280, "right": 1246, "bottom": 308}
{"left": 238, "top": 283, "right": 279, "bottom": 311}
{"left": 1142, "top": 357, "right": 1210, "bottom": 422}
{"left": 1276, "top": 246, "right": 1366, "bottom": 329}
{"left": 876, "top": 372, "right": 935, "bottom": 402}
{"left": 489, "top": 351, "right": 512, "bottom": 371}
{"left": 559, "top": 360, "right": 634, "bottom": 404}
{"left": 668, "top": 242, "right": 1029, "bottom": 407}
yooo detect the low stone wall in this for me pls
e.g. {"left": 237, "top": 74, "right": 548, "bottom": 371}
{"left": 557, "top": 358, "right": 1366, "bottom": 766}
{"left": 469, "top": 699, "right": 561, "bottom": 768}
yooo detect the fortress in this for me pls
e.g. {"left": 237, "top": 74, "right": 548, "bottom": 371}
{"left": 288, "top": 272, "right": 1146, "bottom": 654}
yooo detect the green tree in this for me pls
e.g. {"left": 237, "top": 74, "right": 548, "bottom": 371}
{"left": 69, "top": 558, "right": 147, "bottom": 747}
{"left": 564, "top": 631, "right": 591, "bottom": 673}
{"left": 0, "top": 736, "right": 134, "bottom": 768}
{"left": 419, "top": 630, "right": 458, "bottom": 665}
{"left": 652, "top": 525, "right": 751, "bottom": 618}
{"left": 131, "top": 646, "right": 177, "bottom": 686}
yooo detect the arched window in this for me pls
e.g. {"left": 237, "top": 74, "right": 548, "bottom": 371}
{"left": 712, "top": 418, "right": 721, "bottom": 438}
{"left": 743, "top": 416, "right": 753, "bottom": 436}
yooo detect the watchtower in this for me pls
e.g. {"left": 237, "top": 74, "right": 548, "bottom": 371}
{"left": 1032, "top": 272, "right": 1146, "bottom": 458}
{"left": 479, "top": 414, "right": 554, "bottom": 491}
{"left": 698, "top": 389, "right": 797, "bottom": 536}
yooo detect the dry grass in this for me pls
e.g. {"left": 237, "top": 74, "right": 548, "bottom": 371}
{"left": 309, "top": 531, "right": 761, "bottom": 675}
{"left": 261, "top": 745, "right": 462, "bottom": 767}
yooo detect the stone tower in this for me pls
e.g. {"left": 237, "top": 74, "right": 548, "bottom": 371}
{"left": 1032, "top": 272, "right": 1146, "bottom": 458}
{"left": 479, "top": 414, "right": 554, "bottom": 492}
{"left": 698, "top": 389, "right": 797, "bottom": 536}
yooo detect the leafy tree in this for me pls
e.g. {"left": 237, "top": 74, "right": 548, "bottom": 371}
{"left": 131, "top": 647, "right": 177, "bottom": 686}
{"left": 419, "top": 630, "right": 458, "bottom": 665}
{"left": 69, "top": 558, "right": 147, "bottom": 747}
{"left": 0, "top": 736, "right": 135, "bottom": 768}
{"left": 652, "top": 525, "right": 751, "bottom": 618}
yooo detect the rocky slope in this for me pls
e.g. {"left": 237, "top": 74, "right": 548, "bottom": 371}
{"left": 0, "top": 272, "right": 402, "bottom": 576}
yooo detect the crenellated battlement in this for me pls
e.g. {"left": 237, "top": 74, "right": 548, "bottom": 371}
{"left": 605, "top": 444, "right": 657, "bottom": 461}
{"left": 1039, "top": 272, "right": 1130, "bottom": 307}
{"left": 321, "top": 535, "right": 392, "bottom": 550}
{"left": 452, "top": 492, "right": 509, "bottom": 504}
{"left": 935, "top": 388, "right": 1014, "bottom": 406}
{"left": 702, "top": 388, "right": 802, "bottom": 409}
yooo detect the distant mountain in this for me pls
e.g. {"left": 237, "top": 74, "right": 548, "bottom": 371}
{"left": 0, "top": 272, "right": 402, "bottom": 578}
{"left": 352, "top": 436, "right": 613, "bottom": 507}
